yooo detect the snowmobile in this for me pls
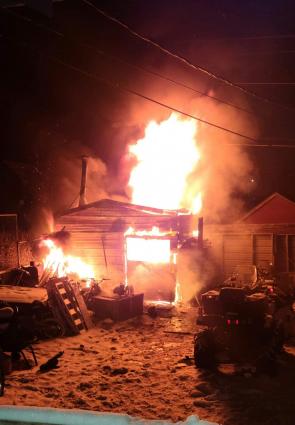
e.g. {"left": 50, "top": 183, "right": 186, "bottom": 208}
{"left": 194, "top": 269, "right": 290, "bottom": 370}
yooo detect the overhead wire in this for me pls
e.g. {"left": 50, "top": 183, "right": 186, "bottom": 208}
{"left": 175, "top": 34, "right": 295, "bottom": 43}
{"left": 228, "top": 143, "right": 295, "bottom": 148}
{"left": 1, "top": 31, "right": 294, "bottom": 148}
{"left": 2, "top": 7, "right": 295, "bottom": 148}
{"left": 0, "top": 5, "right": 258, "bottom": 118}
{"left": 236, "top": 82, "right": 295, "bottom": 86}
{"left": 237, "top": 49, "right": 295, "bottom": 56}
{"left": 80, "top": 0, "right": 295, "bottom": 114}
{"left": 3, "top": 3, "right": 295, "bottom": 124}
{"left": 45, "top": 57, "right": 261, "bottom": 142}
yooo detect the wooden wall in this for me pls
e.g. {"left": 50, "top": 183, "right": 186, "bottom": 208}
{"left": 55, "top": 203, "right": 177, "bottom": 284}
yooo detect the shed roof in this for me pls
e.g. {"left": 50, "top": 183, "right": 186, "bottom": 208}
{"left": 57, "top": 198, "right": 178, "bottom": 218}
{"left": 239, "top": 193, "right": 295, "bottom": 224}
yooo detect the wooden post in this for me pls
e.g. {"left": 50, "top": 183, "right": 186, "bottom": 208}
{"left": 79, "top": 156, "right": 88, "bottom": 207}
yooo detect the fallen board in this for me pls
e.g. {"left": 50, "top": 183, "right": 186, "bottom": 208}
{"left": 72, "top": 283, "right": 94, "bottom": 330}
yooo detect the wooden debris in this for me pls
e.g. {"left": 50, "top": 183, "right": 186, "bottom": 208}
{"left": 72, "top": 283, "right": 94, "bottom": 330}
{"left": 45, "top": 278, "right": 88, "bottom": 335}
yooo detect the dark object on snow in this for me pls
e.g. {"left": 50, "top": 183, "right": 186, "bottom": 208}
{"left": 178, "top": 356, "right": 194, "bottom": 366}
{"left": 2, "top": 267, "right": 33, "bottom": 287}
{"left": 0, "top": 306, "right": 38, "bottom": 396}
{"left": 194, "top": 282, "right": 288, "bottom": 369}
{"left": 111, "top": 367, "right": 128, "bottom": 376}
{"left": 80, "top": 278, "right": 103, "bottom": 311}
{"left": 113, "top": 283, "right": 127, "bottom": 297}
{"left": 39, "top": 351, "right": 64, "bottom": 372}
{"left": 23, "top": 262, "right": 39, "bottom": 287}
{"left": 0, "top": 306, "right": 38, "bottom": 365}
{"left": 147, "top": 306, "right": 158, "bottom": 318}
{"left": 92, "top": 293, "right": 144, "bottom": 321}
{"left": 2, "top": 261, "right": 39, "bottom": 288}
{"left": 194, "top": 329, "right": 217, "bottom": 369}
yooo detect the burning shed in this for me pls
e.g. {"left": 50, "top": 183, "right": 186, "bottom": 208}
{"left": 50, "top": 113, "right": 205, "bottom": 302}
{"left": 54, "top": 198, "right": 201, "bottom": 302}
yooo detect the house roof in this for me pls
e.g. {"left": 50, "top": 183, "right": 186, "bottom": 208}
{"left": 239, "top": 192, "right": 295, "bottom": 224}
{"left": 57, "top": 198, "right": 179, "bottom": 218}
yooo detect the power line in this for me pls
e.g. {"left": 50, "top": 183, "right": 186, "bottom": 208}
{"left": 236, "top": 82, "right": 295, "bottom": 86}
{"left": 237, "top": 50, "right": 295, "bottom": 56}
{"left": 175, "top": 34, "right": 295, "bottom": 43}
{"left": 0, "top": 32, "right": 265, "bottom": 144}
{"left": 4, "top": 4, "right": 295, "bottom": 128}
{"left": 35, "top": 58, "right": 295, "bottom": 147}
{"left": 80, "top": 0, "right": 295, "bottom": 114}
{"left": 50, "top": 59, "right": 260, "bottom": 143}
{"left": 0, "top": 5, "right": 257, "bottom": 118}
{"left": 229, "top": 143, "right": 295, "bottom": 148}
{"left": 3, "top": 32, "right": 295, "bottom": 148}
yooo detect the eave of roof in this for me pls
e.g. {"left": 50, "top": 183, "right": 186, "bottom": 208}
{"left": 56, "top": 198, "right": 180, "bottom": 218}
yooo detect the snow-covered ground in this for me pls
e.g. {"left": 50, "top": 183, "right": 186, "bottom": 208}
{"left": 1, "top": 307, "right": 295, "bottom": 425}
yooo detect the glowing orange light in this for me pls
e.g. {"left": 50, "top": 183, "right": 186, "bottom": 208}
{"left": 128, "top": 113, "right": 202, "bottom": 212}
{"left": 192, "top": 193, "right": 202, "bottom": 215}
{"left": 125, "top": 226, "right": 169, "bottom": 237}
{"left": 41, "top": 239, "right": 94, "bottom": 280}
{"left": 126, "top": 237, "right": 171, "bottom": 264}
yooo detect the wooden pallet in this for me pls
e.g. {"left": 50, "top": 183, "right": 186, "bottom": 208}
{"left": 55, "top": 280, "right": 85, "bottom": 333}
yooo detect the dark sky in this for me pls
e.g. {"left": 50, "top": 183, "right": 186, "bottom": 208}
{"left": 1, "top": 0, "right": 295, "bottom": 228}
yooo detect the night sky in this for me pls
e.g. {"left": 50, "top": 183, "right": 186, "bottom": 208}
{"left": 1, "top": 0, "right": 295, "bottom": 230}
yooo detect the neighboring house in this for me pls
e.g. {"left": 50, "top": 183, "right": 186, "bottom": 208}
{"left": 205, "top": 193, "right": 295, "bottom": 278}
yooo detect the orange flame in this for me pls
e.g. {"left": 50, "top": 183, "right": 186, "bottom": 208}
{"left": 128, "top": 112, "right": 202, "bottom": 213}
{"left": 126, "top": 237, "right": 171, "bottom": 264}
{"left": 41, "top": 239, "right": 94, "bottom": 280}
{"left": 125, "top": 226, "right": 170, "bottom": 237}
{"left": 125, "top": 227, "right": 171, "bottom": 264}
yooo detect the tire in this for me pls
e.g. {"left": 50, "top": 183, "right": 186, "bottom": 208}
{"left": 194, "top": 330, "right": 217, "bottom": 369}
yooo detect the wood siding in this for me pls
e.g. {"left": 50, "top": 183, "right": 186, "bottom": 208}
{"left": 205, "top": 223, "right": 294, "bottom": 277}
{"left": 223, "top": 234, "right": 253, "bottom": 275}
{"left": 55, "top": 202, "right": 178, "bottom": 284}
{"left": 253, "top": 234, "right": 273, "bottom": 269}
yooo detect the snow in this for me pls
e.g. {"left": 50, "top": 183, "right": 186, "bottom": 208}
{"left": 1, "top": 307, "right": 295, "bottom": 425}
